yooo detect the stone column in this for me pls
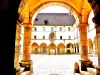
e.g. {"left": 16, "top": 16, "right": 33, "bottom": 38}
{"left": 96, "top": 26, "right": 100, "bottom": 75}
{"left": 20, "top": 23, "right": 33, "bottom": 72}
{"left": 56, "top": 48, "right": 57, "bottom": 55}
{"left": 79, "top": 24, "right": 89, "bottom": 60}
{"left": 64, "top": 48, "right": 66, "bottom": 53}
{"left": 76, "top": 46, "right": 78, "bottom": 53}
{"left": 79, "top": 23, "right": 92, "bottom": 71}
{"left": 14, "top": 24, "right": 21, "bottom": 71}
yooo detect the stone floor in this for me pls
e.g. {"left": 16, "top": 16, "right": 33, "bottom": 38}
{"left": 19, "top": 54, "right": 98, "bottom": 75}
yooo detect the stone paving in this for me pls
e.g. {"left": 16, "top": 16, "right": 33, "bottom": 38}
{"left": 19, "top": 54, "right": 98, "bottom": 75}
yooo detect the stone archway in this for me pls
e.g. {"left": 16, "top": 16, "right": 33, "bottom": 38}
{"left": 40, "top": 43, "right": 47, "bottom": 54}
{"left": 48, "top": 43, "right": 56, "bottom": 55}
{"left": 57, "top": 43, "right": 65, "bottom": 54}
{"left": 31, "top": 43, "right": 39, "bottom": 54}
{"left": 16, "top": 0, "right": 93, "bottom": 74}
{"left": 66, "top": 43, "right": 74, "bottom": 54}
{"left": 88, "top": 38, "right": 93, "bottom": 54}
{"left": 30, "top": 1, "right": 80, "bottom": 25}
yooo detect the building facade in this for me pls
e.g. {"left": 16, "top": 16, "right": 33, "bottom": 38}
{"left": 19, "top": 12, "right": 97, "bottom": 55}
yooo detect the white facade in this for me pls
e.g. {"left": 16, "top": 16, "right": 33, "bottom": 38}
{"left": 31, "top": 25, "right": 74, "bottom": 46}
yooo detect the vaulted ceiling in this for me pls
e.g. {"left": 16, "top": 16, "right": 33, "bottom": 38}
{"left": 18, "top": 0, "right": 92, "bottom": 24}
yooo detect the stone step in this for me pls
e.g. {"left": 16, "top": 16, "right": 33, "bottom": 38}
{"left": 80, "top": 71, "right": 92, "bottom": 75}
{"left": 87, "top": 67, "right": 96, "bottom": 75}
{"left": 21, "top": 71, "right": 30, "bottom": 75}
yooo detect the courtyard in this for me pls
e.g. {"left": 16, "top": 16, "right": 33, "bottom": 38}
{"left": 19, "top": 54, "right": 98, "bottom": 75}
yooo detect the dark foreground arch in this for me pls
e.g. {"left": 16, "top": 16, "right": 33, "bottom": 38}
{"left": 0, "top": 0, "right": 21, "bottom": 75}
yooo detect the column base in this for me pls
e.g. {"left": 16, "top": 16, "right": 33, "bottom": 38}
{"left": 96, "top": 66, "right": 100, "bottom": 75}
{"left": 79, "top": 59, "right": 94, "bottom": 71}
{"left": 19, "top": 60, "right": 33, "bottom": 73}
{"left": 15, "top": 66, "right": 20, "bottom": 71}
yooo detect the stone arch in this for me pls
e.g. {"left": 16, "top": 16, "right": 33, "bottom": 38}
{"left": 57, "top": 43, "right": 65, "bottom": 54}
{"left": 88, "top": 10, "right": 96, "bottom": 32}
{"left": 48, "top": 43, "right": 56, "bottom": 55}
{"left": 30, "top": 1, "right": 80, "bottom": 25}
{"left": 88, "top": 38, "right": 93, "bottom": 54}
{"left": 31, "top": 42, "right": 39, "bottom": 54}
{"left": 66, "top": 43, "right": 74, "bottom": 53}
{"left": 88, "top": 10, "right": 94, "bottom": 25}
{"left": 40, "top": 43, "right": 47, "bottom": 54}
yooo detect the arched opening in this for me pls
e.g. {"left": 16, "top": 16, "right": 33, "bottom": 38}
{"left": 66, "top": 43, "right": 74, "bottom": 54}
{"left": 88, "top": 38, "right": 93, "bottom": 54}
{"left": 31, "top": 2, "right": 79, "bottom": 25}
{"left": 31, "top": 43, "right": 39, "bottom": 54}
{"left": 57, "top": 43, "right": 65, "bottom": 54}
{"left": 93, "top": 36, "right": 98, "bottom": 54}
{"left": 48, "top": 43, "right": 56, "bottom": 55}
{"left": 88, "top": 10, "right": 96, "bottom": 54}
{"left": 40, "top": 43, "right": 47, "bottom": 54}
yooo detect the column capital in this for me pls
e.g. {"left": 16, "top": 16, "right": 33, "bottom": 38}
{"left": 23, "top": 23, "right": 32, "bottom": 32}
{"left": 23, "top": 23, "right": 32, "bottom": 27}
{"left": 78, "top": 23, "right": 89, "bottom": 28}
{"left": 78, "top": 23, "right": 89, "bottom": 31}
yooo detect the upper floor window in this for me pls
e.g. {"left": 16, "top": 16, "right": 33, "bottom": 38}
{"left": 59, "top": 27, "right": 62, "bottom": 31}
{"left": 34, "top": 27, "right": 37, "bottom": 31}
{"left": 34, "top": 35, "right": 36, "bottom": 39}
{"left": 60, "top": 36, "right": 62, "bottom": 40}
{"left": 43, "top": 36, "right": 45, "bottom": 39}
{"left": 69, "top": 36, "right": 71, "bottom": 39}
{"left": 68, "top": 27, "right": 70, "bottom": 31}
{"left": 43, "top": 27, "right": 45, "bottom": 31}
{"left": 51, "top": 27, "right": 54, "bottom": 31}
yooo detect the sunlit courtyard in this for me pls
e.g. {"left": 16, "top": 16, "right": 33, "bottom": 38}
{"left": 19, "top": 54, "right": 98, "bottom": 75}
{"left": 13, "top": 0, "right": 100, "bottom": 75}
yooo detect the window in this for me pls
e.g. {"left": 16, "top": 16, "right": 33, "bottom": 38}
{"left": 59, "top": 27, "right": 62, "bottom": 31}
{"left": 34, "top": 35, "right": 36, "bottom": 39}
{"left": 60, "top": 36, "right": 62, "bottom": 40}
{"left": 51, "top": 27, "right": 54, "bottom": 31}
{"left": 43, "top": 36, "right": 45, "bottom": 39}
{"left": 69, "top": 36, "right": 71, "bottom": 39}
{"left": 68, "top": 27, "right": 70, "bottom": 31}
{"left": 43, "top": 27, "right": 45, "bottom": 31}
{"left": 34, "top": 27, "right": 37, "bottom": 31}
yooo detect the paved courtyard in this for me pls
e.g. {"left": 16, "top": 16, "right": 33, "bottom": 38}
{"left": 19, "top": 54, "right": 98, "bottom": 75}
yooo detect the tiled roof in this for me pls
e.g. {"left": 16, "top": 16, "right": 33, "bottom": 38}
{"left": 33, "top": 13, "right": 76, "bottom": 25}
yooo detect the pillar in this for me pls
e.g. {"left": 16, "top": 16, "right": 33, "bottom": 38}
{"left": 79, "top": 24, "right": 89, "bottom": 60}
{"left": 14, "top": 23, "right": 21, "bottom": 72}
{"left": 79, "top": 23, "right": 92, "bottom": 71}
{"left": 56, "top": 48, "right": 58, "bottom": 55}
{"left": 20, "top": 23, "right": 33, "bottom": 72}
{"left": 64, "top": 47, "right": 66, "bottom": 53}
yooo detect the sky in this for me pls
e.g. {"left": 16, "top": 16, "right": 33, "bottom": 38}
{"left": 39, "top": 6, "right": 69, "bottom": 13}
